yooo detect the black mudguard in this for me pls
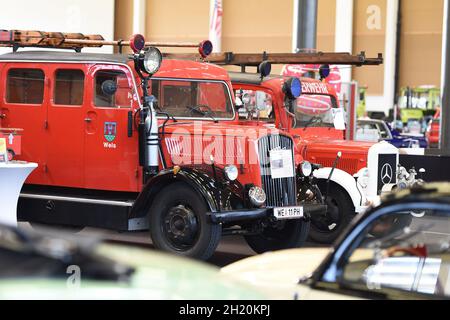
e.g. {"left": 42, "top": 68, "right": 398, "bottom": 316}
{"left": 130, "top": 166, "right": 245, "bottom": 219}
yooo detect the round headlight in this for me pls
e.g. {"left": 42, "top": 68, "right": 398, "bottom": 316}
{"left": 224, "top": 165, "right": 238, "bottom": 181}
{"left": 241, "top": 93, "right": 251, "bottom": 105}
{"left": 140, "top": 47, "right": 162, "bottom": 75}
{"left": 248, "top": 186, "right": 266, "bottom": 207}
{"left": 300, "top": 161, "right": 313, "bottom": 177}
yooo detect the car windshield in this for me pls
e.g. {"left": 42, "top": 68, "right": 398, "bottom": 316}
{"left": 340, "top": 204, "right": 450, "bottom": 298}
{"left": 357, "top": 121, "right": 392, "bottom": 140}
{"left": 294, "top": 94, "right": 338, "bottom": 128}
{"left": 151, "top": 79, "right": 234, "bottom": 119}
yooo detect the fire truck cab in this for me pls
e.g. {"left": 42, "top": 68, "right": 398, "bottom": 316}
{"left": 0, "top": 31, "right": 326, "bottom": 260}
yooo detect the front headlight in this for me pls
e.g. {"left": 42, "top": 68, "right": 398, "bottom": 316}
{"left": 249, "top": 186, "right": 266, "bottom": 207}
{"left": 356, "top": 168, "right": 370, "bottom": 188}
{"left": 139, "top": 47, "right": 162, "bottom": 75}
{"left": 299, "top": 161, "right": 313, "bottom": 177}
{"left": 224, "top": 165, "right": 238, "bottom": 181}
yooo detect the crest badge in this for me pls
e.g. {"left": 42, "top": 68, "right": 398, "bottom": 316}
{"left": 104, "top": 122, "right": 117, "bottom": 142}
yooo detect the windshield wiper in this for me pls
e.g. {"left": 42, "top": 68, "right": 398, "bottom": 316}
{"left": 303, "top": 116, "right": 323, "bottom": 130}
{"left": 186, "top": 105, "right": 218, "bottom": 123}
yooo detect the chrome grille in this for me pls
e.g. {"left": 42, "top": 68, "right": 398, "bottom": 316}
{"left": 258, "top": 135, "right": 297, "bottom": 207}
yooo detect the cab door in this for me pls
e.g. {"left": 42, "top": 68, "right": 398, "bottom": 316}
{"left": 0, "top": 63, "right": 48, "bottom": 184}
{"left": 46, "top": 65, "right": 87, "bottom": 188}
{"left": 84, "top": 64, "right": 140, "bottom": 192}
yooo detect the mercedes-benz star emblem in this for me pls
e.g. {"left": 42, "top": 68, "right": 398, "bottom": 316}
{"left": 381, "top": 164, "right": 393, "bottom": 185}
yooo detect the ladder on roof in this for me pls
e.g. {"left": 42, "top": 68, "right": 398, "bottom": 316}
{"left": 164, "top": 51, "right": 384, "bottom": 67}
{"left": 0, "top": 29, "right": 208, "bottom": 54}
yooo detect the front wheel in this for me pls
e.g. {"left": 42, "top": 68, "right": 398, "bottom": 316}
{"left": 310, "top": 182, "right": 355, "bottom": 244}
{"left": 149, "top": 183, "right": 222, "bottom": 260}
{"left": 244, "top": 219, "right": 310, "bottom": 254}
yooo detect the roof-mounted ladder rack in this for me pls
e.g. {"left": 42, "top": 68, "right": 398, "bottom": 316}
{"left": 0, "top": 29, "right": 209, "bottom": 54}
{"left": 164, "top": 51, "right": 384, "bottom": 68}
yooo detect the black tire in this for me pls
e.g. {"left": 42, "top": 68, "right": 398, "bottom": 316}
{"left": 149, "top": 182, "right": 221, "bottom": 260}
{"left": 310, "top": 181, "right": 355, "bottom": 244}
{"left": 244, "top": 219, "right": 310, "bottom": 254}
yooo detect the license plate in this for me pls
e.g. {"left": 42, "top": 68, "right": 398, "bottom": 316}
{"left": 273, "top": 206, "right": 304, "bottom": 220}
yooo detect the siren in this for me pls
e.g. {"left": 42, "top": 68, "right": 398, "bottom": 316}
{"left": 130, "top": 34, "right": 146, "bottom": 53}
{"left": 198, "top": 40, "right": 213, "bottom": 58}
{"left": 319, "top": 64, "right": 331, "bottom": 80}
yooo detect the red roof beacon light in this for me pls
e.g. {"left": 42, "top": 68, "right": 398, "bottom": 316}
{"left": 130, "top": 34, "right": 146, "bottom": 53}
{"left": 0, "top": 30, "right": 12, "bottom": 42}
{"left": 198, "top": 40, "right": 213, "bottom": 58}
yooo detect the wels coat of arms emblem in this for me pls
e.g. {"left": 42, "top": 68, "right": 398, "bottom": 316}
{"left": 104, "top": 122, "right": 117, "bottom": 142}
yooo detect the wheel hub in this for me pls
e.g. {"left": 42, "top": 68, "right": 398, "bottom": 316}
{"left": 164, "top": 205, "right": 198, "bottom": 247}
{"left": 311, "top": 197, "right": 341, "bottom": 232}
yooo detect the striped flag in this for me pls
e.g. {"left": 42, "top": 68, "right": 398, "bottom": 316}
{"left": 209, "top": 0, "right": 223, "bottom": 52}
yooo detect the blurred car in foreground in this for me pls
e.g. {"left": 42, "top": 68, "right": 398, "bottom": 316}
{"left": 222, "top": 183, "right": 450, "bottom": 300}
{"left": 356, "top": 119, "right": 428, "bottom": 149}
{"left": 0, "top": 226, "right": 267, "bottom": 300}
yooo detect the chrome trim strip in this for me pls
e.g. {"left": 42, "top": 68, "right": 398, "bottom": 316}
{"left": 20, "top": 193, "right": 134, "bottom": 207}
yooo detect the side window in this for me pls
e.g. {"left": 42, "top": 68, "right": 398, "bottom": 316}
{"left": 54, "top": 69, "right": 85, "bottom": 106}
{"left": 6, "top": 68, "right": 45, "bottom": 104}
{"left": 234, "top": 89, "right": 274, "bottom": 122}
{"left": 94, "top": 70, "right": 131, "bottom": 108}
{"left": 340, "top": 208, "right": 450, "bottom": 298}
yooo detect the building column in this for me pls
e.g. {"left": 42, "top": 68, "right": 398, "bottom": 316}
{"left": 441, "top": 0, "right": 450, "bottom": 152}
{"left": 292, "top": 0, "right": 318, "bottom": 53}
{"left": 133, "top": 0, "right": 146, "bottom": 35}
{"left": 441, "top": 0, "right": 449, "bottom": 96}
{"left": 383, "top": 0, "right": 399, "bottom": 113}
{"left": 334, "top": 0, "right": 354, "bottom": 84}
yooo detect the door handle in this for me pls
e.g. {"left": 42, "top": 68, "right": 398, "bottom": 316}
{"left": 0, "top": 114, "right": 6, "bottom": 119}
{"left": 84, "top": 117, "right": 92, "bottom": 123}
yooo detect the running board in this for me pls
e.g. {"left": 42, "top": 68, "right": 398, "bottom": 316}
{"left": 18, "top": 193, "right": 148, "bottom": 231}
{"left": 20, "top": 193, "right": 135, "bottom": 207}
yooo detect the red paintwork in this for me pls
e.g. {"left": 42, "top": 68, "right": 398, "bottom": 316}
{"left": 232, "top": 76, "right": 374, "bottom": 175}
{"left": 426, "top": 108, "right": 440, "bottom": 147}
{"left": 0, "top": 128, "right": 22, "bottom": 156}
{"left": 0, "top": 55, "right": 277, "bottom": 192}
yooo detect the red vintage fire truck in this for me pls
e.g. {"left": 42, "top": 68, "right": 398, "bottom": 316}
{"left": 0, "top": 30, "right": 326, "bottom": 259}
{"left": 187, "top": 51, "right": 417, "bottom": 243}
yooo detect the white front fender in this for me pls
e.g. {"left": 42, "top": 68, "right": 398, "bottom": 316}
{"left": 313, "top": 168, "right": 365, "bottom": 211}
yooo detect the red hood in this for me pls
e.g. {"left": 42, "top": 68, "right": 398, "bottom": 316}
{"left": 293, "top": 133, "right": 374, "bottom": 174}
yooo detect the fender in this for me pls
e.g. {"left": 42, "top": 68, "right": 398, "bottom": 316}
{"left": 313, "top": 167, "right": 364, "bottom": 210}
{"left": 130, "top": 166, "right": 245, "bottom": 219}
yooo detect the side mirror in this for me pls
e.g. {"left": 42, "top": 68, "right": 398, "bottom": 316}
{"left": 333, "top": 108, "right": 346, "bottom": 130}
{"left": 101, "top": 80, "right": 118, "bottom": 96}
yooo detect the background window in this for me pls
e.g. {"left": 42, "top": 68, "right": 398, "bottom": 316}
{"left": 6, "top": 68, "right": 45, "bottom": 104}
{"left": 54, "top": 69, "right": 85, "bottom": 106}
{"left": 94, "top": 70, "right": 131, "bottom": 108}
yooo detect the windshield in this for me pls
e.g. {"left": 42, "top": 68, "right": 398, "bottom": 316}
{"left": 356, "top": 121, "right": 393, "bottom": 141}
{"left": 151, "top": 79, "right": 234, "bottom": 119}
{"left": 294, "top": 94, "right": 338, "bottom": 128}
